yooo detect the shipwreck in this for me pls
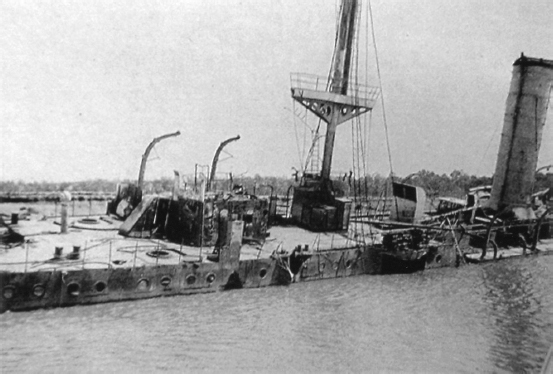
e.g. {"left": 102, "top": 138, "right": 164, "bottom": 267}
{"left": 0, "top": 1, "right": 552, "bottom": 313}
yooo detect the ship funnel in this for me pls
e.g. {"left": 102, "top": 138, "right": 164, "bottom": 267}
{"left": 488, "top": 54, "right": 553, "bottom": 219}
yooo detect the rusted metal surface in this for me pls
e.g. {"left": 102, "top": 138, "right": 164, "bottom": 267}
{"left": 2, "top": 202, "right": 552, "bottom": 313}
{"left": 0, "top": 204, "right": 464, "bottom": 313}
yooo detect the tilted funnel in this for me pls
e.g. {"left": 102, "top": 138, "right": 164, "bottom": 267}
{"left": 488, "top": 54, "right": 553, "bottom": 219}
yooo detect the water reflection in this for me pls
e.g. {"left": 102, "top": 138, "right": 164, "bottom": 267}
{"left": 481, "top": 257, "right": 549, "bottom": 373}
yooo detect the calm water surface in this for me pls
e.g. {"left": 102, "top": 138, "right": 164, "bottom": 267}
{"left": 1, "top": 255, "right": 552, "bottom": 373}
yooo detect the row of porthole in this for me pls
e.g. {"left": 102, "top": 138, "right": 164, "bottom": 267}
{"left": 306, "top": 260, "right": 354, "bottom": 272}
{"left": 2, "top": 268, "right": 270, "bottom": 300}
{"left": 1, "top": 281, "right": 108, "bottom": 300}
{"left": 2, "top": 284, "right": 50, "bottom": 300}
{"left": 0, "top": 274, "right": 206, "bottom": 300}
{"left": 135, "top": 272, "right": 216, "bottom": 293}
{"left": 66, "top": 281, "right": 108, "bottom": 297}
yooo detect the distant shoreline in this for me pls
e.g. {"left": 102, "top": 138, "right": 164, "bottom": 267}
{"left": 0, "top": 191, "right": 115, "bottom": 203}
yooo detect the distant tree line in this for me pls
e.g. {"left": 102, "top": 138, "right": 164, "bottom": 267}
{"left": 401, "top": 169, "right": 493, "bottom": 199}
{"left": 0, "top": 179, "right": 120, "bottom": 194}
{"left": 2, "top": 170, "right": 550, "bottom": 200}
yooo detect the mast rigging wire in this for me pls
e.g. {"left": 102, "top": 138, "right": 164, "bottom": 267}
{"left": 291, "top": 100, "right": 306, "bottom": 168}
{"left": 367, "top": 0, "right": 399, "bottom": 218}
{"left": 367, "top": 0, "right": 394, "bottom": 178}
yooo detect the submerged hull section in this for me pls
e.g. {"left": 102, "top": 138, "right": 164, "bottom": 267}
{"left": 0, "top": 259, "right": 281, "bottom": 313}
{"left": 0, "top": 213, "right": 458, "bottom": 313}
{"left": 3, "top": 224, "right": 551, "bottom": 313}
{"left": 1, "top": 194, "right": 550, "bottom": 314}
{"left": 0, "top": 248, "right": 454, "bottom": 314}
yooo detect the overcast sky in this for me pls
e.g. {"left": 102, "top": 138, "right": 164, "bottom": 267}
{"left": 1, "top": 0, "right": 552, "bottom": 183}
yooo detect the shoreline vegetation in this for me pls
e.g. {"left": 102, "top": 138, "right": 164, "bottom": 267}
{"left": 0, "top": 169, "right": 550, "bottom": 203}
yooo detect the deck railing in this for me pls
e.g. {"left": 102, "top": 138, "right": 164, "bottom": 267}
{"left": 290, "top": 72, "right": 380, "bottom": 102}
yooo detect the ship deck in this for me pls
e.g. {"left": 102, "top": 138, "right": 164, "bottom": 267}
{"left": 464, "top": 238, "right": 553, "bottom": 262}
{"left": 0, "top": 214, "right": 377, "bottom": 274}
{"left": 3, "top": 213, "right": 552, "bottom": 274}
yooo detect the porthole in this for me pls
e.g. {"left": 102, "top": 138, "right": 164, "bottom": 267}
{"left": 186, "top": 275, "right": 196, "bottom": 285}
{"left": 67, "top": 283, "right": 80, "bottom": 297}
{"left": 160, "top": 276, "right": 172, "bottom": 287}
{"left": 137, "top": 278, "right": 150, "bottom": 291}
{"left": 94, "top": 281, "right": 107, "bottom": 293}
{"left": 435, "top": 255, "right": 442, "bottom": 264}
{"left": 33, "top": 284, "right": 46, "bottom": 298}
{"left": 346, "top": 260, "right": 353, "bottom": 269}
{"left": 206, "top": 273, "right": 216, "bottom": 284}
{"left": 259, "top": 268, "right": 268, "bottom": 279}
{"left": 2, "top": 286, "right": 15, "bottom": 300}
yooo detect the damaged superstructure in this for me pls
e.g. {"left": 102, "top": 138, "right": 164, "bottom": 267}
{"left": 422, "top": 55, "right": 553, "bottom": 262}
{"left": 289, "top": 0, "right": 377, "bottom": 232}
{"left": 488, "top": 55, "right": 553, "bottom": 220}
{"left": 469, "top": 55, "right": 553, "bottom": 258}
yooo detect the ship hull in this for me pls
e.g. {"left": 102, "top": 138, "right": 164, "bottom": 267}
{"left": 0, "top": 244, "right": 448, "bottom": 313}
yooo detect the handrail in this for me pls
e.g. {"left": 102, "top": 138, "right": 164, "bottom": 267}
{"left": 290, "top": 72, "right": 380, "bottom": 101}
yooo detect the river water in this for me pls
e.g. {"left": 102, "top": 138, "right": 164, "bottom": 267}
{"left": 1, "top": 254, "right": 552, "bottom": 373}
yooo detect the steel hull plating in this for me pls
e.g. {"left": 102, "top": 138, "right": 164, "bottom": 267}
{"left": 0, "top": 242, "right": 455, "bottom": 313}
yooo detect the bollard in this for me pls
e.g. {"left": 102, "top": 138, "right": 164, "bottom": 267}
{"left": 68, "top": 245, "right": 81, "bottom": 260}
{"left": 54, "top": 246, "right": 63, "bottom": 259}
{"left": 11, "top": 213, "right": 18, "bottom": 225}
